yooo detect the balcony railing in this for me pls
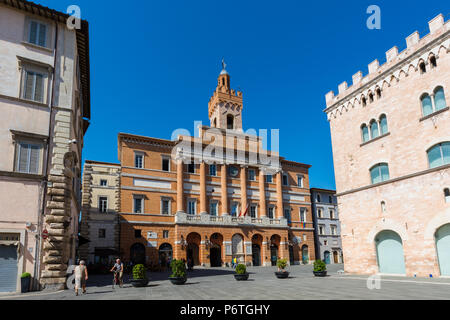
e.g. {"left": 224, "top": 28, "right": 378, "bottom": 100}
{"left": 176, "top": 212, "right": 288, "bottom": 227}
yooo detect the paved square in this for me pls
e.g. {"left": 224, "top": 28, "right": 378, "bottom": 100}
{"left": 2, "top": 264, "right": 450, "bottom": 300}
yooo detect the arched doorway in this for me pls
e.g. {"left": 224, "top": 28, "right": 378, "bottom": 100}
{"left": 333, "top": 251, "right": 339, "bottom": 264}
{"left": 186, "top": 232, "right": 201, "bottom": 266}
{"left": 435, "top": 224, "right": 450, "bottom": 276}
{"left": 159, "top": 243, "right": 173, "bottom": 269}
{"left": 210, "top": 233, "right": 223, "bottom": 267}
{"left": 130, "top": 243, "right": 146, "bottom": 264}
{"left": 302, "top": 245, "right": 309, "bottom": 264}
{"left": 232, "top": 234, "right": 245, "bottom": 264}
{"left": 251, "top": 234, "right": 263, "bottom": 266}
{"left": 375, "top": 230, "right": 406, "bottom": 274}
{"left": 324, "top": 251, "right": 331, "bottom": 264}
{"left": 270, "top": 235, "right": 281, "bottom": 266}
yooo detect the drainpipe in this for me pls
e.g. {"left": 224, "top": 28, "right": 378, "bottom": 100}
{"left": 34, "top": 20, "right": 59, "bottom": 291}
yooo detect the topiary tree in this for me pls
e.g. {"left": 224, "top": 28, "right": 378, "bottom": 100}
{"left": 313, "top": 259, "right": 327, "bottom": 272}
{"left": 170, "top": 259, "right": 187, "bottom": 278}
{"left": 132, "top": 264, "right": 147, "bottom": 280}
{"left": 21, "top": 272, "right": 31, "bottom": 278}
{"left": 235, "top": 264, "right": 247, "bottom": 275}
{"left": 276, "top": 258, "right": 288, "bottom": 271}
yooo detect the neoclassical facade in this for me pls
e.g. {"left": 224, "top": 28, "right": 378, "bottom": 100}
{"left": 324, "top": 14, "right": 450, "bottom": 277}
{"left": 118, "top": 67, "right": 316, "bottom": 268}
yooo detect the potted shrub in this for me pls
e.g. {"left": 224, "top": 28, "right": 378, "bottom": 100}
{"left": 313, "top": 260, "right": 327, "bottom": 277}
{"left": 275, "top": 258, "right": 290, "bottom": 278}
{"left": 234, "top": 264, "right": 249, "bottom": 281}
{"left": 130, "top": 264, "right": 149, "bottom": 287}
{"left": 169, "top": 259, "right": 187, "bottom": 285}
{"left": 21, "top": 272, "right": 31, "bottom": 293}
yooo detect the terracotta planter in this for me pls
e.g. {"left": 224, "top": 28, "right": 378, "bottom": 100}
{"left": 130, "top": 279, "right": 149, "bottom": 287}
{"left": 275, "top": 271, "right": 290, "bottom": 279}
{"left": 169, "top": 276, "right": 187, "bottom": 285}
{"left": 234, "top": 273, "right": 249, "bottom": 281}
{"left": 313, "top": 271, "right": 327, "bottom": 277}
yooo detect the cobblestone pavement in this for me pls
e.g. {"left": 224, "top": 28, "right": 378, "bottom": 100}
{"left": 2, "top": 264, "right": 450, "bottom": 300}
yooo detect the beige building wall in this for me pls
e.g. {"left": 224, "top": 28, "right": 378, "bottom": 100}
{"left": 324, "top": 14, "right": 450, "bottom": 277}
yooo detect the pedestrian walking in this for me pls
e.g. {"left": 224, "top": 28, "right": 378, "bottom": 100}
{"left": 74, "top": 260, "right": 88, "bottom": 296}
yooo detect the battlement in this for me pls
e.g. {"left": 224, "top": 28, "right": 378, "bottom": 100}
{"left": 324, "top": 14, "right": 449, "bottom": 113}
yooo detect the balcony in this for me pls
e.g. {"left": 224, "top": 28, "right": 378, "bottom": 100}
{"left": 175, "top": 212, "right": 288, "bottom": 228}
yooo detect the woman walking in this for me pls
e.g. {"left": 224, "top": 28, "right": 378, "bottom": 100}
{"left": 74, "top": 260, "right": 88, "bottom": 296}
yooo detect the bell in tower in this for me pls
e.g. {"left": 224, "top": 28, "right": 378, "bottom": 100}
{"left": 208, "top": 59, "right": 243, "bottom": 131}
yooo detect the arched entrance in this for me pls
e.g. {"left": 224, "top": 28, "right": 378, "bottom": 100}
{"left": 252, "top": 234, "right": 263, "bottom": 266}
{"left": 232, "top": 233, "right": 245, "bottom": 264}
{"left": 375, "top": 230, "right": 406, "bottom": 274}
{"left": 435, "top": 224, "right": 450, "bottom": 276}
{"left": 158, "top": 243, "right": 173, "bottom": 269}
{"left": 270, "top": 235, "right": 281, "bottom": 266}
{"left": 186, "top": 232, "right": 201, "bottom": 266}
{"left": 210, "top": 233, "right": 223, "bottom": 267}
{"left": 333, "top": 251, "right": 339, "bottom": 264}
{"left": 130, "top": 243, "right": 146, "bottom": 264}
{"left": 324, "top": 251, "right": 331, "bottom": 264}
{"left": 301, "top": 245, "right": 309, "bottom": 264}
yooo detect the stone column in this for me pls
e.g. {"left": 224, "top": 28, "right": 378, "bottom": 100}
{"left": 221, "top": 164, "right": 228, "bottom": 215}
{"left": 259, "top": 169, "right": 266, "bottom": 217}
{"left": 240, "top": 166, "right": 247, "bottom": 215}
{"left": 199, "top": 162, "right": 207, "bottom": 214}
{"left": 176, "top": 160, "right": 184, "bottom": 212}
{"left": 276, "top": 172, "right": 283, "bottom": 219}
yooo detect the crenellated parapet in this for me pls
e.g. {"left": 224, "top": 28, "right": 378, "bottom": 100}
{"left": 324, "top": 14, "right": 450, "bottom": 121}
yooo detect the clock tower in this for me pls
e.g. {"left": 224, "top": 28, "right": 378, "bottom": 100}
{"left": 208, "top": 60, "right": 243, "bottom": 131}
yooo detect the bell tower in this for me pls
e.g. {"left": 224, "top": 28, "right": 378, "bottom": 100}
{"left": 208, "top": 59, "right": 243, "bottom": 131}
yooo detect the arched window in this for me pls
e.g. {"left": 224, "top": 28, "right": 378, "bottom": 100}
{"left": 430, "top": 55, "right": 437, "bottom": 68}
{"left": 370, "top": 163, "right": 390, "bottom": 184}
{"left": 368, "top": 92, "right": 374, "bottom": 103}
{"left": 434, "top": 87, "right": 447, "bottom": 111}
{"left": 361, "top": 96, "right": 367, "bottom": 107}
{"left": 361, "top": 124, "right": 369, "bottom": 142}
{"left": 421, "top": 93, "right": 433, "bottom": 116}
{"left": 317, "top": 194, "right": 321, "bottom": 203}
{"left": 427, "top": 142, "right": 450, "bottom": 168}
{"left": 379, "top": 114, "right": 388, "bottom": 135}
{"left": 381, "top": 201, "right": 386, "bottom": 213}
{"left": 370, "top": 120, "right": 379, "bottom": 139}
{"left": 444, "top": 188, "right": 450, "bottom": 203}
{"left": 213, "top": 118, "right": 217, "bottom": 128}
{"left": 419, "top": 61, "right": 426, "bottom": 73}
{"left": 376, "top": 88, "right": 382, "bottom": 99}
{"left": 227, "top": 114, "right": 234, "bottom": 129}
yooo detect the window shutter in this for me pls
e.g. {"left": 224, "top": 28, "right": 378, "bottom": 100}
{"left": 29, "top": 21, "right": 38, "bottom": 44}
{"left": 34, "top": 73, "right": 44, "bottom": 102}
{"left": 421, "top": 95, "right": 433, "bottom": 116}
{"left": 38, "top": 23, "right": 47, "bottom": 47}
{"left": 18, "top": 143, "right": 30, "bottom": 172}
{"left": 24, "top": 71, "right": 34, "bottom": 100}
{"left": 370, "top": 122, "right": 379, "bottom": 139}
{"left": 442, "top": 142, "right": 450, "bottom": 165}
{"left": 380, "top": 116, "right": 388, "bottom": 135}
{"left": 370, "top": 166, "right": 380, "bottom": 184}
{"left": 380, "top": 164, "right": 389, "bottom": 181}
{"left": 434, "top": 88, "right": 447, "bottom": 111}
{"left": 428, "top": 145, "right": 443, "bottom": 168}
{"left": 29, "top": 144, "right": 40, "bottom": 174}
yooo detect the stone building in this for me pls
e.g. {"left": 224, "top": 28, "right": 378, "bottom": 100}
{"left": 79, "top": 161, "right": 120, "bottom": 267}
{"left": 117, "top": 65, "right": 316, "bottom": 268}
{"left": 0, "top": 0, "right": 90, "bottom": 292}
{"left": 324, "top": 14, "right": 450, "bottom": 277}
{"left": 310, "top": 188, "right": 343, "bottom": 264}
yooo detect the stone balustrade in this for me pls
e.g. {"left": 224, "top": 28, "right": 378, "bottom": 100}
{"left": 175, "top": 212, "right": 288, "bottom": 228}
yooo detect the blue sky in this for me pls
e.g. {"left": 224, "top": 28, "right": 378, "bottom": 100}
{"left": 39, "top": 0, "right": 449, "bottom": 189}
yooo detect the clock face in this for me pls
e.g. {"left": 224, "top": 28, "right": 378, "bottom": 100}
{"left": 229, "top": 166, "right": 239, "bottom": 177}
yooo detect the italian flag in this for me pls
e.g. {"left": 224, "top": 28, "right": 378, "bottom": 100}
{"left": 239, "top": 204, "right": 249, "bottom": 217}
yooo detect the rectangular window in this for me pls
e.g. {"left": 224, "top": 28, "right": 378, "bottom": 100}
{"left": 267, "top": 207, "right": 274, "bottom": 219}
{"left": 231, "top": 202, "right": 239, "bottom": 217}
{"left": 331, "top": 225, "right": 337, "bottom": 235}
{"left": 300, "top": 208, "right": 306, "bottom": 222}
{"left": 282, "top": 174, "right": 289, "bottom": 186}
{"left": 187, "top": 199, "right": 196, "bottom": 215}
{"left": 250, "top": 205, "right": 257, "bottom": 218}
{"left": 284, "top": 208, "right": 291, "bottom": 223}
{"left": 266, "top": 175, "right": 273, "bottom": 183}
{"left": 100, "top": 179, "right": 107, "bottom": 186}
{"left": 133, "top": 196, "right": 143, "bottom": 214}
{"left": 329, "top": 209, "right": 335, "bottom": 219}
{"left": 187, "top": 163, "right": 195, "bottom": 174}
{"left": 248, "top": 169, "right": 256, "bottom": 181}
{"left": 135, "top": 153, "right": 144, "bottom": 168}
{"left": 319, "top": 225, "right": 325, "bottom": 235}
{"left": 163, "top": 230, "right": 169, "bottom": 239}
{"left": 162, "top": 158, "right": 170, "bottom": 171}
{"left": 317, "top": 208, "right": 323, "bottom": 218}
{"left": 209, "top": 164, "right": 217, "bottom": 176}
{"left": 28, "top": 20, "right": 47, "bottom": 47}
{"left": 161, "top": 199, "right": 170, "bottom": 215}
{"left": 297, "top": 175, "right": 304, "bottom": 188}
{"left": 99, "top": 196, "right": 108, "bottom": 213}
{"left": 135, "top": 229, "right": 142, "bottom": 238}
{"left": 23, "top": 70, "right": 45, "bottom": 102}
{"left": 15, "top": 141, "right": 42, "bottom": 174}
{"left": 210, "top": 202, "right": 218, "bottom": 216}
{"left": 98, "top": 229, "right": 106, "bottom": 238}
